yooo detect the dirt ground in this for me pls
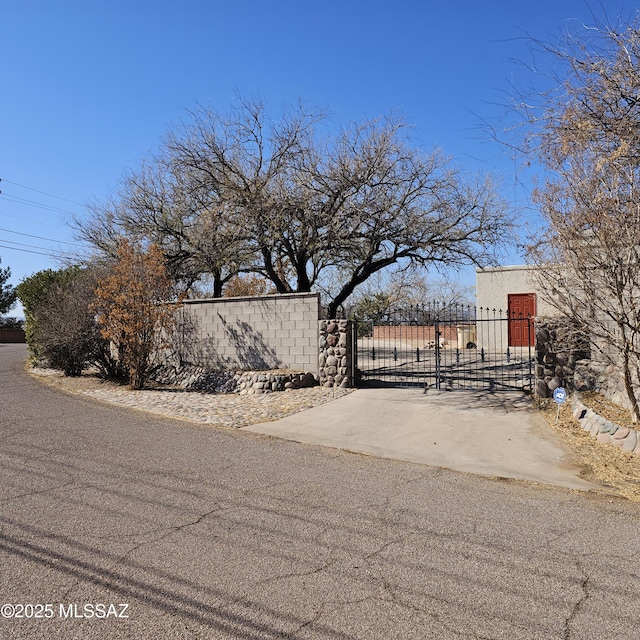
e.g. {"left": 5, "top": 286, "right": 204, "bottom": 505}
{"left": 539, "top": 392, "right": 640, "bottom": 502}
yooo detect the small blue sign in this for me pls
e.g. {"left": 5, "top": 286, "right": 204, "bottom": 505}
{"left": 553, "top": 387, "right": 567, "bottom": 404}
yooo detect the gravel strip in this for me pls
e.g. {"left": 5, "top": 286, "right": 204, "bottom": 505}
{"left": 31, "top": 367, "right": 353, "bottom": 427}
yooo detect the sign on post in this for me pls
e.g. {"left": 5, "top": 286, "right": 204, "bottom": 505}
{"left": 553, "top": 387, "right": 567, "bottom": 404}
{"left": 553, "top": 387, "right": 566, "bottom": 423}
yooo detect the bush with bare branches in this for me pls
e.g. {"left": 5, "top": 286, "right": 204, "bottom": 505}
{"left": 93, "top": 240, "right": 183, "bottom": 390}
{"left": 522, "top": 17, "right": 640, "bottom": 421}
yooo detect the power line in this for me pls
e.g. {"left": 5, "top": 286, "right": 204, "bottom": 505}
{"left": 0, "top": 210, "right": 69, "bottom": 230}
{"left": 0, "top": 243, "right": 56, "bottom": 257}
{"left": 0, "top": 178, "right": 87, "bottom": 207}
{"left": 0, "top": 192, "right": 82, "bottom": 217}
{"left": 0, "top": 238, "right": 61, "bottom": 252}
{"left": 0, "top": 226, "right": 76, "bottom": 246}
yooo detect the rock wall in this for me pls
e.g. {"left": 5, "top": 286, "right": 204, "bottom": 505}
{"left": 574, "top": 337, "right": 639, "bottom": 411}
{"left": 152, "top": 364, "right": 318, "bottom": 394}
{"left": 318, "top": 319, "right": 354, "bottom": 388}
{"left": 235, "top": 370, "right": 318, "bottom": 394}
{"left": 535, "top": 319, "right": 639, "bottom": 411}
{"left": 534, "top": 318, "right": 589, "bottom": 398}
{"left": 535, "top": 317, "right": 639, "bottom": 412}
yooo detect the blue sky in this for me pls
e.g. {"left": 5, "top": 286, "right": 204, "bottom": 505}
{"left": 2, "top": 0, "right": 638, "bottom": 315}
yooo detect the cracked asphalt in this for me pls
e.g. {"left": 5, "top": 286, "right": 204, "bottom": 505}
{"left": 1, "top": 343, "right": 639, "bottom": 639}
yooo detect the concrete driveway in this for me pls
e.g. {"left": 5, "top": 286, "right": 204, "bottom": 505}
{"left": 244, "top": 387, "right": 592, "bottom": 491}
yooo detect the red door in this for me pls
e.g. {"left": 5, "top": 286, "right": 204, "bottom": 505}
{"left": 508, "top": 293, "right": 536, "bottom": 347}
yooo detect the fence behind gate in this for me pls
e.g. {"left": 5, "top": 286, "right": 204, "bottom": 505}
{"left": 353, "top": 303, "right": 534, "bottom": 391}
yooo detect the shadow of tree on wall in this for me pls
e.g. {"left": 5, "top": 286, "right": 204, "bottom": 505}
{"left": 217, "top": 314, "right": 282, "bottom": 369}
{"left": 171, "top": 309, "right": 211, "bottom": 366}
{"left": 173, "top": 308, "right": 282, "bottom": 370}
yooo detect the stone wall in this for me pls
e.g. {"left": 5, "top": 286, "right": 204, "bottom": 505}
{"left": 174, "top": 292, "right": 320, "bottom": 372}
{"left": 574, "top": 356, "right": 639, "bottom": 411}
{"left": 318, "top": 319, "right": 354, "bottom": 388}
{"left": 153, "top": 364, "right": 318, "bottom": 394}
{"left": 535, "top": 317, "right": 640, "bottom": 411}
{"left": 534, "top": 318, "right": 588, "bottom": 398}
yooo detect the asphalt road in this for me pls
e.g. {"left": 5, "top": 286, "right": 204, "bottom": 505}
{"left": 1, "top": 343, "right": 639, "bottom": 639}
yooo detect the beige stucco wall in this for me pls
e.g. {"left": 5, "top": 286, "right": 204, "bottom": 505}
{"left": 475, "top": 265, "right": 555, "bottom": 316}
{"left": 475, "top": 265, "right": 555, "bottom": 351}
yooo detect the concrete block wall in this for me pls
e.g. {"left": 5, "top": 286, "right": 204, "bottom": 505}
{"left": 175, "top": 292, "right": 320, "bottom": 372}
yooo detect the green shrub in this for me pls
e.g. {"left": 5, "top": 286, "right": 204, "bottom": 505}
{"left": 17, "top": 265, "right": 129, "bottom": 381}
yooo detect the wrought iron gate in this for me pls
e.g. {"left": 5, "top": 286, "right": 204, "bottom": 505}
{"left": 354, "top": 303, "right": 534, "bottom": 391}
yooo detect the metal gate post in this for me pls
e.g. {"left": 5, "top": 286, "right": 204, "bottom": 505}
{"left": 527, "top": 316, "right": 532, "bottom": 391}
{"left": 435, "top": 319, "right": 441, "bottom": 390}
{"left": 351, "top": 319, "right": 359, "bottom": 387}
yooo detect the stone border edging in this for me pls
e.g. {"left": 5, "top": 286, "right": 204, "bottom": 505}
{"left": 151, "top": 365, "right": 319, "bottom": 394}
{"left": 571, "top": 395, "right": 640, "bottom": 454}
{"left": 236, "top": 370, "right": 318, "bottom": 394}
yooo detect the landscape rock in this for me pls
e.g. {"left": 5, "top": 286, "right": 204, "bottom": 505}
{"left": 622, "top": 430, "right": 638, "bottom": 452}
{"left": 151, "top": 365, "right": 319, "bottom": 395}
{"left": 572, "top": 393, "right": 640, "bottom": 457}
{"left": 548, "top": 377, "right": 562, "bottom": 392}
{"left": 613, "top": 427, "right": 630, "bottom": 439}
{"left": 536, "top": 379, "right": 550, "bottom": 398}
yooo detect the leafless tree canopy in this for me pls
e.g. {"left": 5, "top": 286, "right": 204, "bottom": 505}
{"left": 523, "top": 18, "right": 640, "bottom": 420}
{"left": 76, "top": 98, "right": 512, "bottom": 317}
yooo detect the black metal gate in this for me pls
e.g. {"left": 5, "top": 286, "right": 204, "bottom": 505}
{"left": 354, "top": 303, "right": 533, "bottom": 391}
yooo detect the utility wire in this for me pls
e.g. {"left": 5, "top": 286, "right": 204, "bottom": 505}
{"left": 0, "top": 210, "right": 70, "bottom": 230}
{"left": 0, "top": 238, "right": 60, "bottom": 252}
{"left": 0, "top": 226, "right": 76, "bottom": 246}
{"left": 0, "top": 178, "right": 87, "bottom": 207}
{"left": 0, "top": 192, "right": 81, "bottom": 217}
{"left": 0, "top": 243, "right": 57, "bottom": 257}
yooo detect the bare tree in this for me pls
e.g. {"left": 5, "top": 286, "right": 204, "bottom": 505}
{"left": 304, "top": 118, "right": 510, "bottom": 317}
{"left": 346, "top": 267, "right": 474, "bottom": 313}
{"left": 164, "top": 98, "right": 323, "bottom": 294}
{"left": 523, "top": 18, "right": 640, "bottom": 420}
{"left": 78, "top": 98, "right": 512, "bottom": 316}
{"left": 76, "top": 155, "right": 252, "bottom": 295}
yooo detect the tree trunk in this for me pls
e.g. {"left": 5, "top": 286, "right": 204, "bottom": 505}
{"left": 327, "top": 256, "right": 400, "bottom": 318}
{"left": 261, "top": 248, "right": 291, "bottom": 294}
{"left": 621, "top": 343, "right": 640, "bottom": 423}
{"left": 212, "top": 269, "right": 224, "bottom": 298}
